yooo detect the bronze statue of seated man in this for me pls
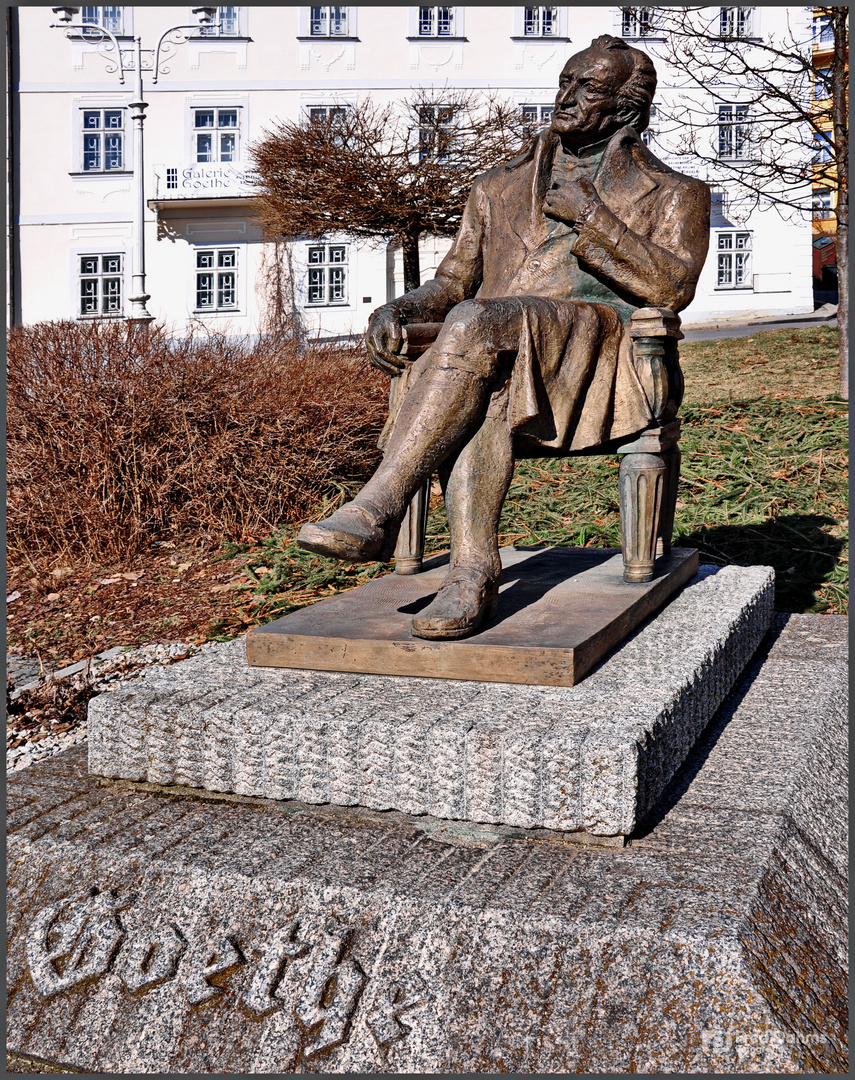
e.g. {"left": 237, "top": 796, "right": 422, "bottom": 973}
{"left": 298, "top": 34, "right": 710, "bottom": 640}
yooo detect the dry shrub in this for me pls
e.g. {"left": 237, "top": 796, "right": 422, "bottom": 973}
{"left": 7, "top": 320, "right": 388, "bottom": 562}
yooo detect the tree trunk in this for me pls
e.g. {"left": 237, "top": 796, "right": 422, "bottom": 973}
{"left": 402, "top": 231, "right": 421, "bottom": 294}
{"left": 832, "top": 8, "right": 848, "bottom": 399}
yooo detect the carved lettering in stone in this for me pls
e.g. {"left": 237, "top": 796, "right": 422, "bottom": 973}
{"left": 117, "top": 922, "right": 187, "bottom": 995}
{"left": 26, "top": 890, "right": 130, "bottom": 999}
{"left": 182, "top": 935, "right": 245, "bottom": 1006}
{"left": 294, "top": 918, "right": 366, "bottom": 1058}
{"left": 367, "top": 972, "right": 428, "bottom": 1049}
{"left": 243, "top": 921, "right": 310, "bottom": 1017}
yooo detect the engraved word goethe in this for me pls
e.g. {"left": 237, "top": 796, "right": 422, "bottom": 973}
{"left": 25, "top": 890, "right": 427, "bottom": 1057}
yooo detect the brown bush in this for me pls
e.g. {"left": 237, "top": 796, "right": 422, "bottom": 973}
{"left": 6, "top": 320, "right": 388, "bottom": 563}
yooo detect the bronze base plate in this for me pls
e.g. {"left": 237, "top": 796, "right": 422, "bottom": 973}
{"left": 246, "top": 545, "right": 699, "bottom": 687}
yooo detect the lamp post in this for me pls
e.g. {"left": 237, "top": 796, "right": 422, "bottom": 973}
{"left": 50, "top": 7, "right": 219, "bottom": 323}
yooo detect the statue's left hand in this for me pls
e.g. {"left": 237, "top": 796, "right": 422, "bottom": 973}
{"left": 543, "top": 175, "right": 600, "bottom": 227}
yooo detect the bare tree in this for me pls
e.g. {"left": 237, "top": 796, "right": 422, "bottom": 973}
{"left": 649, "top": 6, "right": 848, "bottom": 398}
{"left": 249, "top": 90, "right": 529, "bottom": 295}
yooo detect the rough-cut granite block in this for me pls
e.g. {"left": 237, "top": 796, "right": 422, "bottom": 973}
{"left": 88, "top": 565, "right": 774, "bottom": 837}
{"left": 7, "top": 615, "right": 847, "bottom": 1074}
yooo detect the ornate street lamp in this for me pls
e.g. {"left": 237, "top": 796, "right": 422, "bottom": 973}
{"left": 50, "top": 7, "right": 219, "bottom": 322}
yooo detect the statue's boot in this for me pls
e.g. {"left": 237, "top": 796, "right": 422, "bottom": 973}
{"left": 296, "top": 500, "right": 398, "bottom": 563}
{"left": 412, "top": 414, "right": 514, "bottom": 639}
{"left": 411, "top": 566, "right": 500, "bottom": 639}
{"left": 297, "top": 361, "right": 496, "bottom": 562}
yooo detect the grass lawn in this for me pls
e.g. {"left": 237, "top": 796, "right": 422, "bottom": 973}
{"left": 219, "top": 325, "right": 847, "bottom": 631}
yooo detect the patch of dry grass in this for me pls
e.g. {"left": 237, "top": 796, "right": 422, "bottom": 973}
{"left": 679, "top": 325, "right": 840, "bottom": 403}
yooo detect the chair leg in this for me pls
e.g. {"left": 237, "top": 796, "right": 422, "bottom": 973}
{"left": 656, "top": 444, "right": 681, "bottom": 557}
{"left": 393, "top": 481, "right": 430, "bottom": 575}
{"left": 619, "top": 452, "right": 666, "bottom": 582}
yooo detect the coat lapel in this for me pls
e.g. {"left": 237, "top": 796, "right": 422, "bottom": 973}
{"left": 498, "top": 131, "right": 559, "bottom": 252}
{"left": 593, "top": 128, "right": 660, "bottom": 224}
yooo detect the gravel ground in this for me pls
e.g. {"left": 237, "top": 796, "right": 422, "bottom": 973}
{"left": 6, "top": 640, "right": 234, "bottom": 775}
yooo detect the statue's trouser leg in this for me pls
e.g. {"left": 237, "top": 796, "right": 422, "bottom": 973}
{"left": 357, "top": 365, "right": 493, "bottom": 525}
{"left": 441, "top": 415, "right": 515, "bottom": 581}
{"left": 356, "top": 299, "right": 524, "bottom": 528}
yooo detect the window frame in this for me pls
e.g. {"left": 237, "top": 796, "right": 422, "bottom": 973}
{"left": 812, "top": 189, "right": 833, "bottom": 220}
{"left": 813, "top": 13, "right": 833, "bottom": 45}
{"left": 80, "top": 106, "right": 126, "bottom": 174}
{"left": 298, "top": 5, "right": 358, "bottom": 38}
{"left": 192, "top": 6, "right": 245, "bottom": 38}
{"left": 813, "top": 130, "right": 834, "bottom": 164}
{"left": 640, "top": 103, "right": 659, "bottom": 147}
{"left": 304, "top": 242, "right": 349, "bottom": 307}
{"left": 416, "top": 102, "right": 457, "bottom": 163}
{"left": 520, "top": 102, "right": 555, "bottom": 138}
{"left": 409, "top": 6, "right": 465, "bottom": 40}
{"left": 78, "top": 252, "right": 125, "bottom": 318}
{"left": 716, "top": 102, "right": 751, "bottom": 160}
{"left": 76, "top": 6, "right": 130, "bottom": 38}
{"left": 714, "top": 229, "right": 753, "bottom": 290}
{"left": 308, "top": 6, "right": 350, "bottom": 37}
{"left": 512, "top": 5, "right": 570, "bottom": 40}
{"left": 193, "top": 246, "right": 240, "bottom": 314}
{"left": 305, "top": 103, "right": 351, "bottom": 123}
{"left": 191, "top": 106, "right": 241, "bottom": 164}
{"left": 718, "top": 7, "right": 755, "bottom": 40}
{"left": 523, "top": 6, "right": 558, "bottom": 37}
{"left": 619, "top": 7, "right": 663, "bottom": 41}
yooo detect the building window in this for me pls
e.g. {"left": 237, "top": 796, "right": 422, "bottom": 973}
{"left": 709, "top": 189, "right": 735, "bottom": 227}
{"left": 418, "top": 6, "right": 455, "bottom": 36}
{"left": 621, "top": 7, "right": 658, "bottom": 38}
{"left": 812, "top": 190, "right": 833, "bottom": 219}
{"left": 641, "top": 104, "right": 658, "bottom": 146}
{"left": 79, "top": 254, "right": 123, "bottom": 316}
{"left": 80, "top": 7, "right": 124, "bottom": 36}
{"left": 199, "top": 6, "right": 240, "bottom": 37}
{"left": 716, "top": 231, "right": 751, "bottom": 288}
{"left": 719, "top": 7, "right": 752, "bottom": 38}
{"left": 523, "top": 6, "right": 557, "bottom": 36}
{"left": 813, "top": 13, "right": 833, "bottom": 45}
{"left": 813, "top": 131, "right": 834, "bottom": 163}
{"left": 307, "top": 104, "right": 349, "bottom": 122}
{"left": 195, "top": 249, "right": 238, "bottom": 311}
{"left": 306, "top": 244, "right": 347, "bottom": 305}
{"left": 193, "top": 108, "right": 240, "bottom": 163}
{"left": 520, "top": 103, "right": 554, "bottom": 136}
{"left": 813, "top": 65, "right": 832, "bottom": 101}
{"left": 82, "top": 108, "right": 124, "bottom": 172}
{"left": 717, "top": 103, "right": 750, "bottom": 158}
{"left": 309, "top": 6, "right": 348, "bottom": 35}
{"left": 417, "top": 103, "right": 455, "bottom": 162}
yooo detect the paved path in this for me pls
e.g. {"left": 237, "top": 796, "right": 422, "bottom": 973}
{"left": 682, "top": 318, "right": 837, "bottom": 342}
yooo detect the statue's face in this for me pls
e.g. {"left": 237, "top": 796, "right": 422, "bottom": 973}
{"left": 551, "top": 49, "right": 630, "bottom": 148}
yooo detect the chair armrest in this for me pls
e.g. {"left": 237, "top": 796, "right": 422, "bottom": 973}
{"left": 629, "top": 307, "right": 684, "bottom": 423}
{"left": 400, "top": 322, "right": 444, "bottom": 358}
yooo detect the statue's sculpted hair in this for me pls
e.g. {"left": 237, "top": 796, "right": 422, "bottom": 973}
{"left": 589, "top": 34, "right": 657, "bottom": 133}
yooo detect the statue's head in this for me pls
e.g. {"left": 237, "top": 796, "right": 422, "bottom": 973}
{"left": 551, "top": 34, "right": 657, "bottom": 148}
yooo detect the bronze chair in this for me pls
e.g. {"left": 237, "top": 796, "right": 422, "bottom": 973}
{"left": 388, "top": 306, "right": 685, "bottom": 584}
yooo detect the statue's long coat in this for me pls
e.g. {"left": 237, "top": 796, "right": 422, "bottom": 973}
{"left": 389, "top": 125, "right": 711, "bottom": 452}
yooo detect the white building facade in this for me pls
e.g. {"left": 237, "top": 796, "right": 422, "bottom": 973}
{"left": 7, "top": 5, "right": 815, "bottom": 338}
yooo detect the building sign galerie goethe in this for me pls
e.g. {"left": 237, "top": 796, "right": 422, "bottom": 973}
{"left": 152, "top": 162, "right": 257, "bottom": 198}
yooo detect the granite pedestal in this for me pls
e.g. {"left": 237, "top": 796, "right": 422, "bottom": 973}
{"left": 88, "top": 564, "right": 774, "bottom": 838}
{"left": 6, "top": 615, "right": 848, "bottom": 1073}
